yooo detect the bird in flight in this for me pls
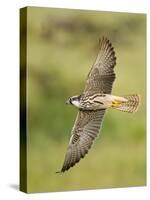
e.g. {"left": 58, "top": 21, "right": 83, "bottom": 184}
{"left": 57, "top": 37, "right": 140, "bottom": 173}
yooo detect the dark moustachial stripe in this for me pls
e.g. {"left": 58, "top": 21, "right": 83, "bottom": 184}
{"left": 69, "top": 98, "right": 73, "bottom": 104}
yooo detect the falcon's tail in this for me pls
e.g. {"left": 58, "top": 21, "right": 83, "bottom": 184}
{"left": 111, "top": 94, "right": 141, "bottom": 113}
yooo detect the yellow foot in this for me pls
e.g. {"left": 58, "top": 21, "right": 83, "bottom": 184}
{"left": 111, "top": 100, "right": 122, "bottom": 108}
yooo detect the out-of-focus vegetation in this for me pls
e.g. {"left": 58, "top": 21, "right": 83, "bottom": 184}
{"left": 26, "top": 7, "right": 146, "bottom": 193}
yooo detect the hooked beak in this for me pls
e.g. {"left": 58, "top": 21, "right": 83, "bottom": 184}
{"left": 66, "top": 99, "right": 70, "bottom": 104}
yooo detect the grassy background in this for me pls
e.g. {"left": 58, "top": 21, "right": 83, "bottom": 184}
{"left": 26, "top": 7, "right": 146, "bottom": 193}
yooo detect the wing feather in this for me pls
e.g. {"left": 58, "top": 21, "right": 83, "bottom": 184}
{"left": 84, "top": 37, "right": 116, "bottom": 95}
{"left": 59, "top": 109, "right": 105, "bottom": 172}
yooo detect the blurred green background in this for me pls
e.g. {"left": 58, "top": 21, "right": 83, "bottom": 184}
{"left": 26, "top": 7, "right": 146, "bottom": 193}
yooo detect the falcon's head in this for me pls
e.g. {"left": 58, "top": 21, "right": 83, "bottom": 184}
{"left": 66, "top": 95, "right": 81, "bottom": 108}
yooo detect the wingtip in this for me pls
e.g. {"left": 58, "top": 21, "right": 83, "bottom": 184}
{"left": 99, "top": 36, "right": 112, "bottom": 50}
{"left": 55, "top": 170, "right": 62, "bottom": 174}
{"left": 99, "top": 36, "right": 109, "bottom": 43}
{"left": 56, "top": 168, "right": 67, "bottom": 174}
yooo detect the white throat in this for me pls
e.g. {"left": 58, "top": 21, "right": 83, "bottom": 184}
{"left": 72, "top": 99, "right": 80, "bottom": 108}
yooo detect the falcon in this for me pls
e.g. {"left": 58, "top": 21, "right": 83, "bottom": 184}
{"left": 57, "top": 37, "right": 140, "bottom": 173}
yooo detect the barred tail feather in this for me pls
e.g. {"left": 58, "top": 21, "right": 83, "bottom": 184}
{"left": 114, "top": 94, "right": 141, "bottom": 113}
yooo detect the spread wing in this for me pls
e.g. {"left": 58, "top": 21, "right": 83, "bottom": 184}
{"left": 84, "top": 37, "right": 116, "bottom": 95}
{"left": 58, "top": 109, "right": 105, "bottom": 173}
